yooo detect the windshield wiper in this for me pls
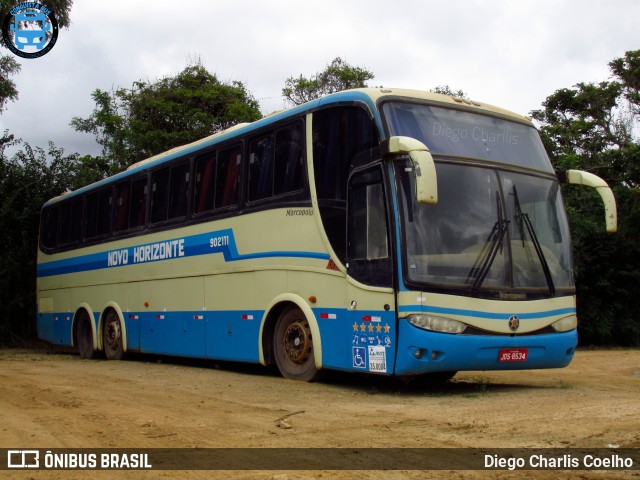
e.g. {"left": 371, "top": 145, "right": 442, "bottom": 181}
{"left": 467, "top": 192, "right": 509, "bottom": 292}
{"left": 512, "top": 186, "right": 556, "bottom": 296}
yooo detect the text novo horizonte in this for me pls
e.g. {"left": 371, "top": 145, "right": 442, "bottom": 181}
{"left": 107, "top": 239, "right": 185, "bottom": 267}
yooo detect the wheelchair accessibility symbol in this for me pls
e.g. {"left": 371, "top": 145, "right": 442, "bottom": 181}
{"left": 352, "top": 346, "right": 366, "bottom": 369}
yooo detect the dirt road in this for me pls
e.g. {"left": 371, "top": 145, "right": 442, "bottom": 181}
{"left": 0, "top": 346, "right": 638, "bottom": 479}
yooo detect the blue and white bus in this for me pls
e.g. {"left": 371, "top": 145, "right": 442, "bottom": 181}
{"left": 37, "top": 88, "right": 616, "bottom": 381}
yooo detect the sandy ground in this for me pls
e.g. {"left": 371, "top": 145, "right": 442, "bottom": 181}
{"left": 0, "top": 346, "right": 638, "bottom": 480}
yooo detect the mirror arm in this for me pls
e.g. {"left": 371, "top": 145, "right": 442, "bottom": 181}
{"left": 557, "top": 169, "right": 617, "bottom": 233}
{"left": 382, "top": 136, "right": 438, "bottom": 205}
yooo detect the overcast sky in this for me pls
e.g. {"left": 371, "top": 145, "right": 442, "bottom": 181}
{"left": 1, "top": 0, "right": 638, "bottom": 158}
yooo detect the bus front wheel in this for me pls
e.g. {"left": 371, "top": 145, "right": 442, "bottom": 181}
{"left": 103, "top": 310, "right": 125, "bottom": 360}
{"left": 273, "top": 307, "right": 320, "bottom": 382}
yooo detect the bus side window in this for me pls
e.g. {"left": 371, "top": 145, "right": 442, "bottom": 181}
{"left": 68, "top": 198, "right": 83, "bottom": 243}
{"left": 313, "top": 106, "right": 379, "bottom": 264}
{"left": 168, "top": 162, "right": 190, "bottom": 220}
{"left": 85, "top": 188, "right": 112, "bottom": 239}
{"left": 194, "top": 152, "right": 216, "bottom": 214}
{"left": 129, "top": 177, "right": 147, "bottom": 229}
{"left": 57, "top": 198, "right": 82, "bottom": 246}
{"left": 114, "top": 182, "right": 130, "bottom": 233}
{"left": 216, "top": 146, "right": 241, "bottom": 208}
{"left": 347, "top": 167, "right": 392, "bottom": 287}
{"left": 249, "top": 133, "right": 275, "bottom": 202}
{"left": 41, "top": 206, "right": 58, "bottom": 249}
{"left": 57, "top": 202, "right": 72, "bottom": 245}
{"left": 150, "top": 168, "right": 170, "bottom": 224}
{"left": 274, "top": 123, "right": 303, "bottom": 195}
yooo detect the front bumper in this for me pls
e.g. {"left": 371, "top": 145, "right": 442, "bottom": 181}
{"left": 395, "top": 319, "right": 577, "bottom": 375}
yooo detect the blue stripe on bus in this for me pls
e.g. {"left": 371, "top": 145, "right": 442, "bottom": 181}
{"left": 37, "top": 228, "right": 330, "bottom": 278}
{"left": 398, "top": 305, "right": 576, "bottom": 320}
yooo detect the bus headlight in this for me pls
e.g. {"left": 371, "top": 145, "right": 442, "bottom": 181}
{"left": 551, "top": 315, "right": 578, "bottom": 332}
{"left": 407, "top": 314, "right": 467, "bottom": 334}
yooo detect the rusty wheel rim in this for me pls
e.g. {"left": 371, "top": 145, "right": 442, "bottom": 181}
{"left": 105, "top": 317, "right": 121, "bottom": 352}
{"left": 283, "top": 321, "right": 311, "bottom": 365}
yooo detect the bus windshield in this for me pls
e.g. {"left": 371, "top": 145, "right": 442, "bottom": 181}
{"left": 383, "top": 102, "right": 554, "bottom": 172}
{"left": 394, "top": 159, "right": 574, "bottom": 297}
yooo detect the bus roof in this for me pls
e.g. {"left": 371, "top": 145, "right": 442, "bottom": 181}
{"left": 45, "top": 88, "right": 531, "bottom": 206}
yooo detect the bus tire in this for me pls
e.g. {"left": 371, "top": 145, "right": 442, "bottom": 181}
{"left": 273, "top": 306, "right": 321, "bottom": 382}
{"left": 75, "top": 312, "right": 97, "bottom": 359}
{"left": 103, "top": 310, "right": 125, "bottom": 360}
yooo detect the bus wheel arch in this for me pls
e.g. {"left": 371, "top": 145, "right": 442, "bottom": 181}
{"left": 72, "top": 304, "right": 98, "bottom": 359}
{"left": 259, "top": 295, "right": 323, "bottom": 381}
{"left": 100, "top": 303, "right": 127, "bottom": 360}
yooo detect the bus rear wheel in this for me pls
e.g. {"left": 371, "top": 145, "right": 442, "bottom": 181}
{"left": 103, "top": 310, "right": 125, "bottom": 360}
{"left": 273, "top": 307, "right": 320, "bottom": 382}
{"left": 75, "top": 312, "right": 97, "bottom": 359}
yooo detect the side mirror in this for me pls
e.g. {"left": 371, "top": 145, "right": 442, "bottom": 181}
{"left": 383, "top": 136, "right": 438, "bottom": 204}
{"left": 558, "top": 169, "right": 617, "bottom": 233}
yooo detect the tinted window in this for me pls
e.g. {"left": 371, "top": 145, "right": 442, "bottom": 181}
{"left": 274, "top": 123, "right": 303, "bottom": 195}
{"left": 249, "top": 122, "right": 304, "bottom": 203}
{"left": 313, "top": 106, "right": 378, "bottom": 263}
{"left": 347, "top": 167, "right": 392, "bottom": 287}
{"left": 58, "top": 198, "right": 82, "bottom": 245}
{"left": 150, "top": 168, "right": 170, "bottom": 224}
{"left": 349, "top": 182, "right": 388, "bottom": 260}
{"left": 216, "top": 146, "right": 241, "bottom": 208}
{"left": 151, "top": 162, "right": 190, "bottom": 224}
{"left": 194, "top": 152, "right": 216, "bottom": 214}
{"left": 114, "top": 177, "right": 147, "bottom": 233}
{"left": 394, "top": 161, "right": 573, "bottom": 293}
{"left": 41, "top": 206, "right": 58, "bottom": 249}
{"left": 383, "top": 102, "right": 553, "bottom": 172}
{"left": 129, "top": 177, "right": 147, "bottom": 229}
{"left": 313, "top": 107, "right": 378, "bottom": 204}
{"left": 249, "top": 133, "right": 275, "bottom": 202}
{"left": 168, "top": 162, "right": 189, "bottom": 220}
{"left": 114, "top": 182, "right": 130, "bottom": 233}
{"left": 194, "top": 146, "right": 242, "bottom": 215}
{"left": 85, "top": 188, "right": 112, "bottom": 239}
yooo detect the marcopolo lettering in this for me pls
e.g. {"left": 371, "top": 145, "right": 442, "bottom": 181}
{"left": 286, "top": 209, "right": 313, "bottom": 217}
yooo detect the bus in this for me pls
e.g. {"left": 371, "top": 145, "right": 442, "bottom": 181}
{"left": 37, "top": 88, "right": 617, "bottom": 382}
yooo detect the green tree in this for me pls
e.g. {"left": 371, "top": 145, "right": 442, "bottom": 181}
{"left": 0, "top": 54, "right": 20, "bottom": 113}
{"left": 0, "top": 0, "right": 73, "bottom": 113}
{"left": 71, "top": 62, "right": 262, "bottom": 173}
{"left": 282, "top": 57, "right": 375, "bottom": 105}
{"left": 0, "top": 132, "right": 80, "bottom": 344}
{"left": 531, "top": 50, "right": 640, "bottom": 346}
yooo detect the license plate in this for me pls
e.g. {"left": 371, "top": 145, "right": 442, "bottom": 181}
{"left": 498, "top": 348, "right": 528, "bottom": 362}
